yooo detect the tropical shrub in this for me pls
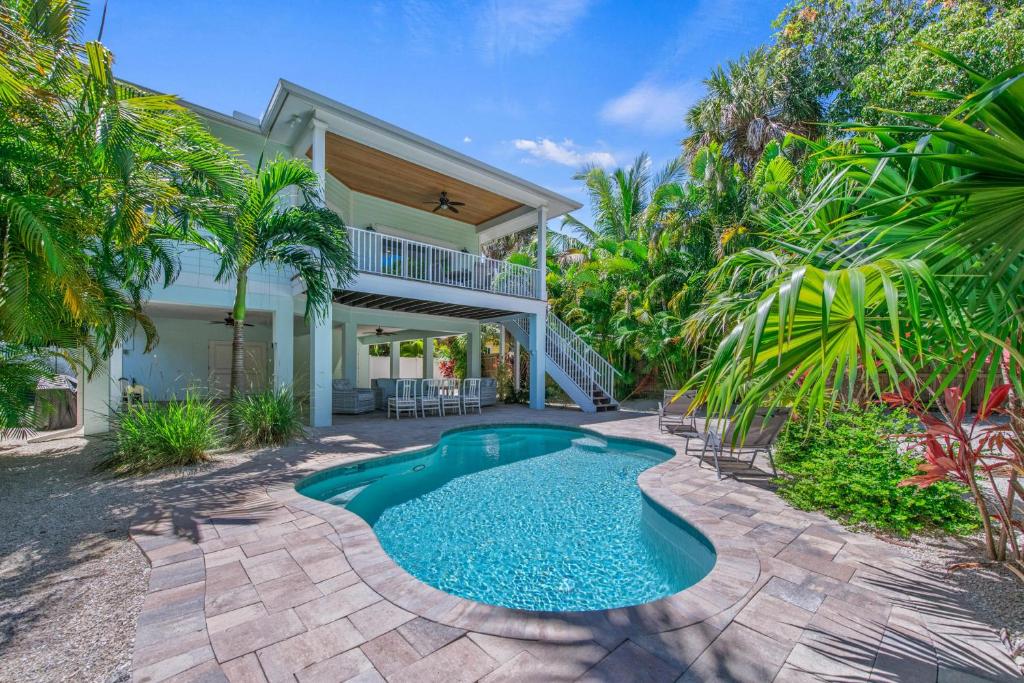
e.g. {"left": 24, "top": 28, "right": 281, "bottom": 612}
{"left": 774, "top": 404, "right": 979, "bottom": 537}
{"left": 435, "top": 335, "right": 467, "bottom": 379}
{"left": 100, "top": 396, "right": 222, "bottom": 475}
{"left": 494, "top": 358, "right": 526, "bottom": 404}
{"left": 229, "top": 389, "right": 304, "bottom": 448}
{"left": 887, "top": 385, "right": 1024, "bottom": 580}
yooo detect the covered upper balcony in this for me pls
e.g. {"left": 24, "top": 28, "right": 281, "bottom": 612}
{"left": 191, "top": 81, "right": 580, "bottom": 307}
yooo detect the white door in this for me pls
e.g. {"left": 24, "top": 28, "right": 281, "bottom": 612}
{"left": 209, "top": 341, "right": 268, "bottom": 396}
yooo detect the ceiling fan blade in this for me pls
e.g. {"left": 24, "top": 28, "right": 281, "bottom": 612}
{"left": 449, "top": 201, "right": 465, "bottom": 206}
{"left": 209, "top": 321, "right": 221, "bottom": 325}
{"left": 449, "top": 206, "right": 459, "bottom": 214}
{"left": 423, "top": 200, "right": 437, "bottom": 204}
{"left": 432, "top": 204, "right": 442, "bottom": 213}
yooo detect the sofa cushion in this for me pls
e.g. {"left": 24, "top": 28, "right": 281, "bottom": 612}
{"left": 332, "top": 379, "right": 353, "bottom": 391}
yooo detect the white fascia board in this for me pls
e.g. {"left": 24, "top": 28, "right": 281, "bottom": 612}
{"left": 477, "top": 207, "right": 539, "bottom": 244}
{"left": 118, "top": 78, "right": 265, "bottom": 136}
{"left": 267, "top": 81, "right": 581, "bottom": 217}
{"left": 345, "top": 273, "right": 546, "bottom": 315}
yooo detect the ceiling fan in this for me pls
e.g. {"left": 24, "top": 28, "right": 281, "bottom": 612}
{"left": 211, "top": 312, "right": 253, "bottom": 327}
{"left": 424, "top": 191, "right": 465, "bottom": 214}
{"left": 374, "top": 325, "right": 399, "bottom": 337}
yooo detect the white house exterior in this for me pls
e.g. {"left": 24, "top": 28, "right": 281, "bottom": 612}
{"left": 80, "top": 81, "right": 618, "bottom": 434}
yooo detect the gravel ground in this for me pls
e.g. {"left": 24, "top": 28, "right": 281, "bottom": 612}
{"left": 1, "top": 428, "right": 1021, "bottom": 681}
{"left": 0, "top": 437, "right": 149, "bottom": 682}
{"left": 0, "top": 433, "right": 285, "bottom": 683}
{"left": 896, "top": 531, "right": 1024, "bottom": 646}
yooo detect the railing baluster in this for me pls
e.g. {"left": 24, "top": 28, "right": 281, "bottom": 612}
{"left": 343, "top": 225, "right": 543, "bottom": 299}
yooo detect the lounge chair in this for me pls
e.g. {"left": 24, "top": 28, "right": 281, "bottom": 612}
{"left": 420, "top": 379, "right": 442, "bottom": 417}
{"left": 388, "top": 379, "right": 419, "bottom": 419}
{"left": 440, "top": 378, "right": 461, "bottom": 415}
{"left": 659, "top": 389, "right": 699, "bottom": 450}
{"left": 699, "top": 408, "right": 791, "bottom": 479}
{"left": 462, "top": 378, "right": 482, "bottom": 415}
{"left": 332, "top": 379, "right": 375, "bottom": 414}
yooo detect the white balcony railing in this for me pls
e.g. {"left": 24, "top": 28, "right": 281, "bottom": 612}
{"left": 346, "top": 226, "right": 539, "bottom": 299}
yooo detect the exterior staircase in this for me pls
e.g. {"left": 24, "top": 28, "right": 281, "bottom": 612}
{"left": 504, "top": 313, "right": 619, "bottom": 413}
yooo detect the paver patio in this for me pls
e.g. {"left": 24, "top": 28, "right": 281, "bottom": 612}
{"left": 127, "top": 406, "right": 1022, "bottom": 682}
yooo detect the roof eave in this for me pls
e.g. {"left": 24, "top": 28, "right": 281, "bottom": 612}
{"left": 271, "top": 79, "right": 582, "bottom": 217}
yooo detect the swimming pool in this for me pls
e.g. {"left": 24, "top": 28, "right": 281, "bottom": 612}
{"left": 297, "top": 425, "right": 716, "bottom": 612}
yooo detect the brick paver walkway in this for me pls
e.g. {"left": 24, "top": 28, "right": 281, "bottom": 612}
{"left": 128, "top": 407, "right": 1021, "bottom": 682}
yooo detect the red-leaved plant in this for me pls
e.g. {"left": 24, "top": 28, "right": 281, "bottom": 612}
{"left": 438, "top": 359, "right": 456, "bottom": 379}
{"left": 883, "top": 384, "right": 1024, "bottom": 581}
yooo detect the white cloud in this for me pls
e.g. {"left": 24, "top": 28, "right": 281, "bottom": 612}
{"left": 463, "top": 136, "right": 472, "bottom": 143}
{"left": 512, "top": 138, "right": 615, "bottom": 168}
{"left": 476, "top": 0, "right": 591, "bottom": 62}
{"left": 600, "top": 80, "right": 700, "bottom": 134}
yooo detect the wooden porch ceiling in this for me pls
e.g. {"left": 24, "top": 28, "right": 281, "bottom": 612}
{"left": 333, "top": 291, "right": 515, "bottom": 320}
{"left": 322, "top": 132, "right": 524, "bottom": 226}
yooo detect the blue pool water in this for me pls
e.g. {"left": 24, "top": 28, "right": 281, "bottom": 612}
{"left": 297, "top": 425, "right": 716, "bottom": 611}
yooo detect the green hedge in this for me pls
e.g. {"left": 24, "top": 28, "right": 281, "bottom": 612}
{"left": 774, "top": 405, "right": 979, "bottom": 537}
{"left": 229, "top": 388, "right": 305, "bottom": 448}
{"left": 100, "top": 395, "right": 222, "bottom": 475}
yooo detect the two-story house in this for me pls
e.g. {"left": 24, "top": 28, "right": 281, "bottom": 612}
{"left": 80, "top": 80, "right": 618, "bottom": 434}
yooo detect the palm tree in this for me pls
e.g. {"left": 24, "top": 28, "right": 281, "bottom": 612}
{"left": 683, "top": 47, "right": 821, "bottom": 172}
{"left": 563, "top": 153, "right": 685, "bottom": 245}
{"left": 688, "top": 52, "right": 1024, "bottom": 432}
{"left": 0, "top": 0, "right": 239, "bottom": 433}
{"left": 193, "top": 157, "right": 355, "bottom": 398}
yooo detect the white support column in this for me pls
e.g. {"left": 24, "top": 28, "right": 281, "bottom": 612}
{"left": 536, "top": 204, "right": 548, "bottom": 301}
{"left": 310, "top": 117, "right": 328, "bottom": 199}
{"left": 513, "top": 339, "right": 521, "bottom": 392}
{"left": 342, "top": 321, "right": 358, "bottom": 383}
{"left": 528, "top": 311, "right": 546, "bottom": 410}
{"left": 331, "top": 326, "right": 344, "bottom": 379}
{"left": 357, "top": 342, "right": 370, "bottom": 388}
{"left": 272, "top": 299, "right": 294, "bottom": 392}
{"left": 390, "top": 341, "right": 401, "bottom": 378}
{"left": 309, "top": 306, "right": 332, "bottom": 427}
{"left": 498, "top": 324, "right": 506, "bottom": 367}
{"left": 109, "top": 345, "right": 124, "bottom": 408}
{"left": 82, "top": 346, "right": 123, "bottom": 435}
{"left": 422, "top": 337, "right": 433, "bottom": 379}
{"left": 468, "top": 328, "right": 482, "bottom": 378}
{"left": 308, "top": 117, "right": 332, "bottom": 427}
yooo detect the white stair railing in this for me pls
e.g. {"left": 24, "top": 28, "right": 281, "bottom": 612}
{"left": 346, "top": 226, "right": 539, "bottom": 299}
{"left": 509, "top": 313, "right": 616, "bottom": 406}
{"left": 546, "top": 315, "right": 616, "bottom": 400}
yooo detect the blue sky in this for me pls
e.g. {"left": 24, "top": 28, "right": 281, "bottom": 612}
{"left": 84, "top": 1, "right": 787, "bottom": 226}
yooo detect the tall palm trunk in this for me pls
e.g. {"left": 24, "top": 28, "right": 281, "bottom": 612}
{"left": 229, "top": 271, "right": 248, "bottom": 399}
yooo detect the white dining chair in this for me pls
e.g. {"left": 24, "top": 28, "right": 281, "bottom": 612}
{"left": 419, "top": 379, "right": 442, "bottom": 417}
{"left": 440, "top": 378, "right": 462, "bottom": 415}
{"left": 388, "top": 379, "right": 419, "bottom": 419}
{"left": 461, "top": 378, "right": 482, "bottom": 415}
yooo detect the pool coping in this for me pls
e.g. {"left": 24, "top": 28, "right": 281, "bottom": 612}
{"left": 268, "top": 425, "right": 761, "bottom": 644}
